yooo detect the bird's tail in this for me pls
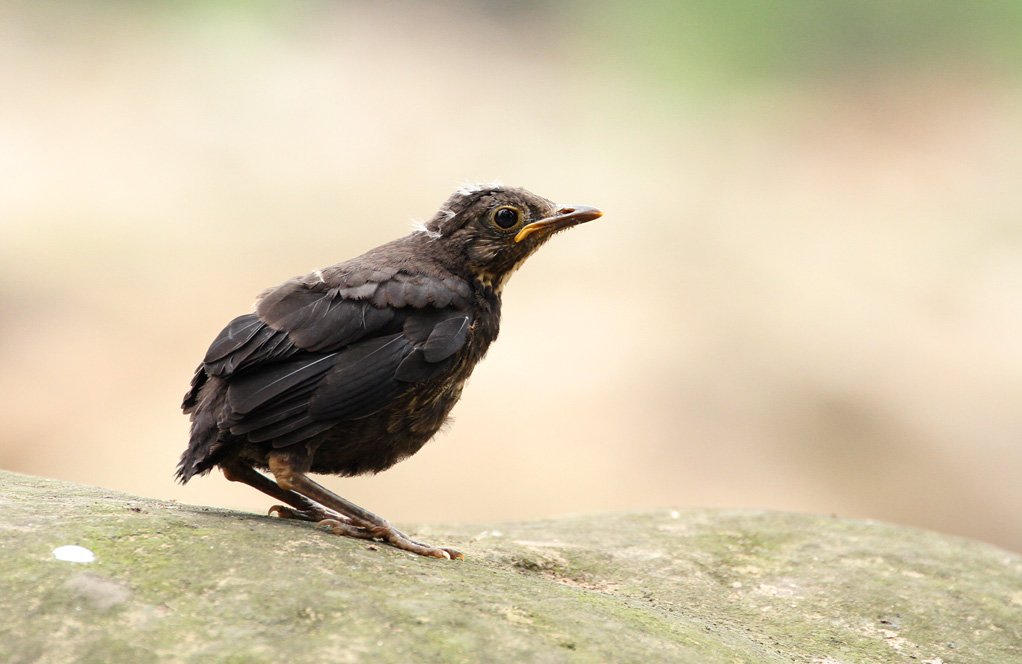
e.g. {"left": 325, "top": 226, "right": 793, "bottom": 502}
{"left": 176, "top": 367, "right": 227, "bottom": 483}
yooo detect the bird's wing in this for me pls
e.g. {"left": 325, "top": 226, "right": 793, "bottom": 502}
{"left": 193, "top": 269, "right": 473, "bottom": 448}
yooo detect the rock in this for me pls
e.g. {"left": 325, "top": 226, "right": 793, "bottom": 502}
{"left": 1, "top": 469, "right": 1019, "bottom": 663}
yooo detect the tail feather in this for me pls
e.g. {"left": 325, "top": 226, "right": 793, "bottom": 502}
{"left": 181, "top": 364, "right": 207, "bottom": 414}
{"left": 177, "top": 370, "right": 228, "bottom": 483}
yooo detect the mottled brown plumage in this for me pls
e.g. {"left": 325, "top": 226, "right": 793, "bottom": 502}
{"left": 178, "top": 185, "right": 601, "bottom": 558}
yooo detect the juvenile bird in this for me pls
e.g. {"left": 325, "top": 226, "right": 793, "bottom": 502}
{"left": 177, "top": 184, "right": 601, "bottom": 559}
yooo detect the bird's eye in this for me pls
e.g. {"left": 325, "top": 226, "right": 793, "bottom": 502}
{"left": 492, "top": 206, "right": 521, "bottom": 230}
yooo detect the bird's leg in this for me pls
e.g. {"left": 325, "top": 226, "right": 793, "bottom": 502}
{"left": 268, "top": 454, "right": 463, "bottom": 560}
{"left": 220, "top": 459, "right": 367, "bottom": 536}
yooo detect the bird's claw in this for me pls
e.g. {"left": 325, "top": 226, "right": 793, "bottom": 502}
{"left": 268, "top": 504, "right": 306, "bottom": 520}
{"left": 314, "top": 516, "right": 464, "bottom": 559}
{"left": 442, "top": 548, "right": 465, "bottom": 560}
{"left": 315, "top": 518, "right": 376, "bottom": 540}
{"left": 270, "top": 504, "right": 344, "bottom": 523}
{"left": 381, "top": 528, "right": 464, "bottom": 560}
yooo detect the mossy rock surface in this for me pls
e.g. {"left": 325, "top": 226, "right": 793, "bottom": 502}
{"left": 1, "top": 469, "right": 1020, "bottom": 663}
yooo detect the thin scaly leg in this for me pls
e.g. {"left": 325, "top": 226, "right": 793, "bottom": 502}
{"left": 268, "top": 454, "right": 463, "bottom": 560}
{"left": 220, "top": 459, "right": 372, "bottom": 539}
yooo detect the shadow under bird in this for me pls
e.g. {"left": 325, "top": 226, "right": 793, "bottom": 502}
{"left": 177, "top": 185, "right": 602, "bottom": 559}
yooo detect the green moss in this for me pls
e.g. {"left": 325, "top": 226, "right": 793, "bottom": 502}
{"left": 1, "top": 471, "right": 1020, "bottom": 664}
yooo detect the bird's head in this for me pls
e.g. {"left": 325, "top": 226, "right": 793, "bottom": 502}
{"left": 420, "top": 184, "right": 602, "bottom": 291}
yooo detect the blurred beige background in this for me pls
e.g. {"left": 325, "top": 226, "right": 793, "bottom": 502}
{"left": 2, "top": 1, "right": 1020, "bottom": 552}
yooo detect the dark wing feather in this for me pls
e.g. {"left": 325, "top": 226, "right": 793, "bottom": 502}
{"left": 394, "top": 349, "right": 447, "bottom": 383}
{"left": 190, "top": 266, "right": 475, "bottom": 451}
{"left": 425, "top": 279, "right": 452, "bottom": 308}
{"left": 404, "top": 279, "right": 430, "bottom": 308}
{"left": 204, "top": 315, "right": 263, "bottom": 363}
{"left": 226, "top": 352, "right": 337, "bottom": 416}
{"left": 395, "top": 313, "right": 470, "bottom": 382}
{"left": 212, "top": 322, "right": 297, "bottom": 375}
{"left": 288, "top": 299, "right": 395, "bottom": 352}
{"left": 226, "top": 392, "right": 310, "bottom": 433}
{"left": 422, "top": 315, "right": 470, "bottom": 363}
{"left": 306, "top": 334, "right": 413, "bottom": 421}
{"left": 256, "top": 279, "right": 333, "bottom": 330}
{"left": 182, "top": 313, "right": 296, "bottom": 412}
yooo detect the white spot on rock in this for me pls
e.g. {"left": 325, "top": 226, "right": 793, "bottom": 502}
{"left": 53, "top": 545, "right": 95, "bottom": 563}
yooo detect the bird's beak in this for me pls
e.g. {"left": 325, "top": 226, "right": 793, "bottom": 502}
{"left": 514, "top": 205, "right": 603, "bottom": 243}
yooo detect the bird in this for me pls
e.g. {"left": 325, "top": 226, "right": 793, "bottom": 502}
{"left": 177, "top": 184, "right": 602, "bottom": 559}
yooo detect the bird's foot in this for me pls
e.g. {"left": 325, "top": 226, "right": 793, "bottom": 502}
{"left": 376, "top": 524, "right": 464, "bottom": 560}
{"left": 315, "top": 518, "right": 377, "bottom": 540}
{"left": 316, "top": 517, "right": 463, "bottom": 560}
{"left": 269, "top": 504, "right": 343, "bottom": 523}
{"left": 265, "top": 462, "right": 464, "bottom": 560}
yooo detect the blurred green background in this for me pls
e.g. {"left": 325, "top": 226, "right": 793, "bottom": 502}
{"left": 2, "top": 1, "right": 1020, "bottom": 552}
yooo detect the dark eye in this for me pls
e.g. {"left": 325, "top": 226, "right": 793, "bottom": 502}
{"left": 493, "top": 206, "right": 520, "bottom": 230}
